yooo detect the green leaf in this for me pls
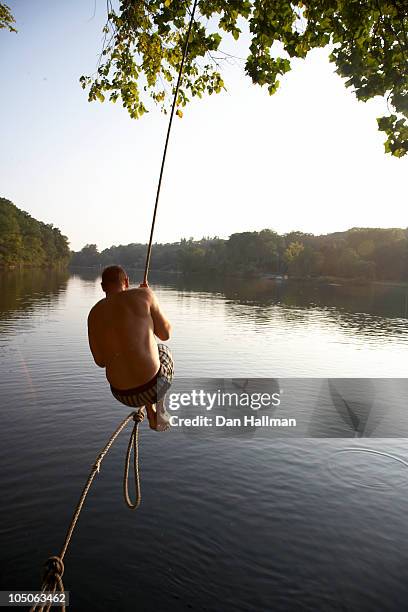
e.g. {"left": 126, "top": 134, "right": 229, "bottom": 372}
{"left": 268, "top": 81, "right": 280, "bottom": 95}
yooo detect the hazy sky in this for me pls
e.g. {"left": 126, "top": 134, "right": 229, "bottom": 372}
{"left": 1, "top": 1, "right": 407, "bottom": 251}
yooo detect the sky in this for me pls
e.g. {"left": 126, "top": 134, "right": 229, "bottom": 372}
{"left": 0, "top": 1, "right": 407, "bottom": 252}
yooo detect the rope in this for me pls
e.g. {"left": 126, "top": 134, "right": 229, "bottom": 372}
{"left": 30, "top": 3, "right": 201, "bottom": 604}
{"left": 30, "top": 408, "right": 145, "bottom": 612}
{"left": 142, "top": 0, "right": 199, "bottom": 286}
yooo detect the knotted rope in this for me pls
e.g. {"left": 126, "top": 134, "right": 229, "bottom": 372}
{"left": 30, "top": 408, "right": 145, "bottom": 612}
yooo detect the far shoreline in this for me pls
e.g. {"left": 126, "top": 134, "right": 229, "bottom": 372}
{"left": 67, "top": 266, "right": 408, "bottom": 289}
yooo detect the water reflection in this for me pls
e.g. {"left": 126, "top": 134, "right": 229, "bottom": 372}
{"left": 70, "top": 266, "right": 103, "bottom": 282}
{"left": 159, "top": 272, "right": 408, "bottom": 342}
{"left": 67, "top": 268, "right": 408, "bottom": 346}
{"left": 0, "top": 269, "right": 69, "bottom": 327}
{"left": 172, "top": 274, "right": 408, "bottom": 319}
{"left": 70, "top": 268, "right": 408, "bottom": 316}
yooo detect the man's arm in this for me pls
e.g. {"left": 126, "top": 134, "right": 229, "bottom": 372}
{"left": 87, "top": 312, "right": 105, "bottom": 368}
{"left": 146, "top": 288, "right": 172, "bottom": 341}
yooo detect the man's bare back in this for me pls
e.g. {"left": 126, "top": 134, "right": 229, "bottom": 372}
{"left": 87, "top": 266, "right": 173, "bottom": 431}
{"left": 88, "top": 284, "right": 171, "bottom": 390}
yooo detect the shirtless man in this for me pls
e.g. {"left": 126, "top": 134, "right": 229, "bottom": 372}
{"left": 87, "top": 265, "right": 174, "bottom": 431}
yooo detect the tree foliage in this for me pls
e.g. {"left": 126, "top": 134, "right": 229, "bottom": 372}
{"left": 0, "top": 2, "right": 16, "bottom": 32}
{"left": 0, "top": 198, "right": 70, "bottom": 268}
{"left": 81, "top": 0, "right": 408, "bottom": 156}
{"left": 71, "top": 226, "right": 408, "bottom": 282}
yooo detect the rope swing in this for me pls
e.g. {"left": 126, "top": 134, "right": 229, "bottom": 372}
{"left": 30, "top": 3, "right": 199, "bottom": 608}
{"left": 142, "top": 0, "right": 199, "bottom": 286}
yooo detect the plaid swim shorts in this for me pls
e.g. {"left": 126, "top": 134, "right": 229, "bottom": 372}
{"left": 110, "top": 343, "right": 174, "bottom": 408}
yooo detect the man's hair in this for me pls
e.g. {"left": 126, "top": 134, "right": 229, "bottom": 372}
{"left": 101, "top": 265, "right": 128, "bottom": 288}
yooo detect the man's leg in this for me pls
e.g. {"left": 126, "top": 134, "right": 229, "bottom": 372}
{"left": 145, "top": 404, "right": 157, "bottom": 430}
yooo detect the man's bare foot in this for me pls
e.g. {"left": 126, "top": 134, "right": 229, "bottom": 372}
{"left": 155, "top": 398, "right": 171, "bottom": 432}
{"left": 145, "top": 401, "right": 171, "bottom": 431}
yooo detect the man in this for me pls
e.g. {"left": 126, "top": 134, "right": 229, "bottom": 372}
{"left": 87, "top": 265, "right": 173, "bottom": 431}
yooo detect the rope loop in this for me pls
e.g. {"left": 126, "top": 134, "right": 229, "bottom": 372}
{"left": 123, "top": 415, "right": 143, "bottom": 509}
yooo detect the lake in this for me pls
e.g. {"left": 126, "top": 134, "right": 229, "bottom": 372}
{"left": 1, "top": 268, "right": 408, "bottom": 611}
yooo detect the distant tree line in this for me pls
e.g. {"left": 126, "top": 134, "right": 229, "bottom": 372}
{"left": 0, "top": 198, "right": 70, "bottom": 268}
{"left": 71, "top": 227, "right": 408, "bottom": 283}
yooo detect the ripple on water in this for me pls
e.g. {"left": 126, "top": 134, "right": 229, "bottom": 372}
{"left": 326, "top": 447, "right": 408, "bottom": 490}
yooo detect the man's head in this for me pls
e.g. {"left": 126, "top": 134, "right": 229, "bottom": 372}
{"left": 101, "top": 265, "right": 129, "bottom": 295}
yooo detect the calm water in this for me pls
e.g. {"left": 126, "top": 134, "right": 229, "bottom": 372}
{"left": 1, "top": 269, "right": 408, "bottom": 611}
